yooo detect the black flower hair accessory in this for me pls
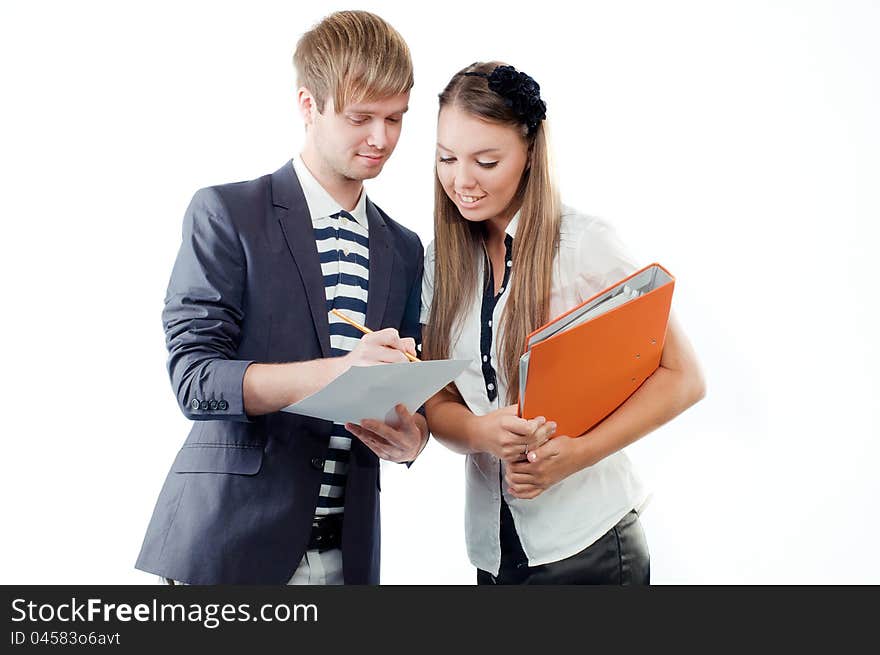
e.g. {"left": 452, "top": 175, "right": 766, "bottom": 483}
{"left": 464, "top": 65, "right": 547, "bottom": 134}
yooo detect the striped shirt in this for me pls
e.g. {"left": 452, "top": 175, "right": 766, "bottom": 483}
{"left": 292, "top": 156, "right": 370, "bottom": 516}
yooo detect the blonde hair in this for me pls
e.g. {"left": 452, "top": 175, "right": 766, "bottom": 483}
{"left": 293, "top": 10, "right": 413, "bottom": 113}
{"left": 423, "top": 62, "right": 560, "bottom": 405}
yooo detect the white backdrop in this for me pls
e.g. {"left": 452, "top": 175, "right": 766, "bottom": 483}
{"left": 1, "top": 0, "right": 877, "bottom": 584}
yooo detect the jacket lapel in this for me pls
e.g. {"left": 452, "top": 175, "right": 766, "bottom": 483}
{"left": 365, "top": 200, "right": 392, "bottom": 331}
{"left": 272, "top": 161, "right": 331, "bottom": 358}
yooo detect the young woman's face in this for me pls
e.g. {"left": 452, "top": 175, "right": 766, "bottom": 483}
{"left": 436, "top": 104, "right": 529, "bottom": 226}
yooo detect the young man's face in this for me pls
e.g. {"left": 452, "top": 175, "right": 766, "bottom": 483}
{"left": 306, "top": 91, "right": 410, "bottom": 183}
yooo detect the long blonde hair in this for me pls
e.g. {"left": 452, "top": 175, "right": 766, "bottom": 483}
{"left": 423, "top": 62, "right": 560, "bottom": 405}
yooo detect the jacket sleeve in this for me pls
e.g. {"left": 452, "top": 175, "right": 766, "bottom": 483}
{"left": 162, "top": 187, "right": 254, "bottom": 421}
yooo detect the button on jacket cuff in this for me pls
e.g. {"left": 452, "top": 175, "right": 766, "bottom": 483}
{"left": 183, "top": 359, "right": 254, "bottom": 421}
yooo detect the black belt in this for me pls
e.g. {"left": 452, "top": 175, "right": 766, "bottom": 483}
{"left": 308, "top": 514, "right": 343, "bottom": 552}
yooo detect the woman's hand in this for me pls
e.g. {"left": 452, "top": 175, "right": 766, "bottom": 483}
{"left": 504, "top": 434, "right": 584, "bottom": 499}
{"left": 501, "top": 312, "right": 707, "bottom": 499}
{"left": 470, "top": 404, "right": 557, "bottom": 464}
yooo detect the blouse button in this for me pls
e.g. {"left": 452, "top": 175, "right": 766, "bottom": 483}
{"left": 506, "top": 260, "right": 512, "bottom": 267}
{"left": 488, "top": 320, "right": 492, "bottom": 327}
{"left": 487, "top": 383, "right": 495, "bottom": 391}
{"left": 482, "top": 355, "right": 488, "bottom": 362}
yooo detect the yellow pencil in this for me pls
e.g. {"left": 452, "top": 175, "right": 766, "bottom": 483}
{"left": 330, "top": 309, "right": 421, "bottom": 362}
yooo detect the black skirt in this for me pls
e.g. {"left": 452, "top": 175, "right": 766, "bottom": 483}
{"left": 477, "top": 500, "right": 650, "bottom": 585}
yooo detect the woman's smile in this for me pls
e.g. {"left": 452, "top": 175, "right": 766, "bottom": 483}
{"left": 456, "top": 192, "right": 487, "bottom": 206}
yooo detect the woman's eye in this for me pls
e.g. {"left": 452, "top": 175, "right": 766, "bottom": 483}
{"left": 477, "top": 161, "right": 498, "bottom": 169}
{"left": 438, "top": 157, "right": 456, "bottom": 164}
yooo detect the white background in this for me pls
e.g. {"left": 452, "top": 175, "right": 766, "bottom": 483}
{"left": 1, "top": 0, "right": 877, "bottom": 584}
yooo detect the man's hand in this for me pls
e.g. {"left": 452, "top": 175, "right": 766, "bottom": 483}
{"left": 346, "top": 404, "right": 428, "bottom": 463}
{"left": 343, "top": 328, "right": 416, "bottom": 368}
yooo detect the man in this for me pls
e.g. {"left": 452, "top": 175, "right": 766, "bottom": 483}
{"left": 135, "top": 10, "right": 425, "bottom": 585}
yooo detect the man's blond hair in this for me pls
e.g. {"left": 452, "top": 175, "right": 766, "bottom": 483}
{"left": 293, "top": 10, "right": 413, "bottom": 113}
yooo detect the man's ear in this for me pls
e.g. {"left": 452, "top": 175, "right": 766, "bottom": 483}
{"left": 297, "top": 87, "right": 318, "bottom": 126}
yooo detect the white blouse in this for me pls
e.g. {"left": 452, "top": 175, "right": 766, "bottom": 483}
{"left": 421, "top": 206, "right": 650, "bottom": 575}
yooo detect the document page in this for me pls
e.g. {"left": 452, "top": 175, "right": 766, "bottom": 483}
{"left": 281, "top": 359, "right": 469, "bottom": 426}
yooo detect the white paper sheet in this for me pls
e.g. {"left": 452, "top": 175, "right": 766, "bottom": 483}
{"left": 281, "top": 359, "right": 469, "bottom": 426}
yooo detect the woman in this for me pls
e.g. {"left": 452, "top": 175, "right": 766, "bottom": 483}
{"left": 421, "top": 62, "right": 706, "bottom": 584}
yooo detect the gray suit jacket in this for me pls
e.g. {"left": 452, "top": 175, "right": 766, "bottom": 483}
{"left": 135, "top": 161, "right": 424, "bottom": 584}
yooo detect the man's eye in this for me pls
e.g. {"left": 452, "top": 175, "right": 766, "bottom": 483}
{"left": 350, "top": 117, "right": 368, "bottom": 125}
{"left": 386, "top": 117, "right": 401, "bottom": 124}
